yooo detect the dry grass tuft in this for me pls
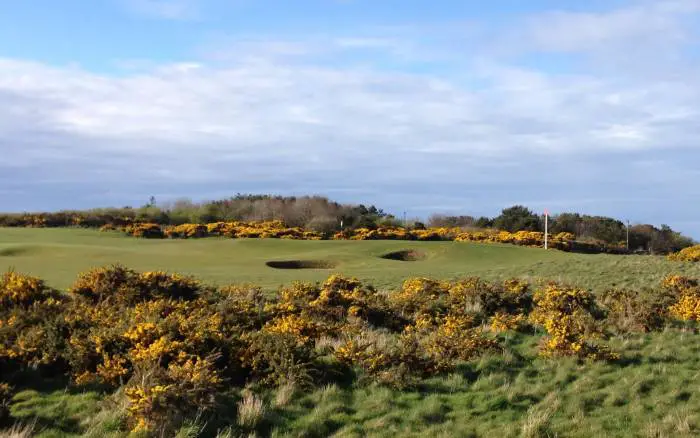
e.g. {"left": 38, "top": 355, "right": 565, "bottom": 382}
{"left": 0, "top": 423, "right": 35, "bottom": 438}
{"left": 274, "top": 382, "right": 296, "bottom": 408}
{"left": 237, "top": 393, "right": 266, "bottom": 430}
{"left": 520, "top": 392, "right": 560, "bottom": 438}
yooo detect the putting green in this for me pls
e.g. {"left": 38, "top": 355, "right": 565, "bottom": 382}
{"left": 1, "top": 227, "right": 698, "bottom": 291}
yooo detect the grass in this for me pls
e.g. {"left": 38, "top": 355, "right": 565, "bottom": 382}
{"left": 12, "top": 330, "right": 695, "bottom": 437}
{"left": 1, "top": 228, "right": 699, "bottom": 292}
{"left": 8, "top": 388, "right": 102, "bottom": 438}
{"left": 263, "top": 330, "right": 699, "bottom": 438}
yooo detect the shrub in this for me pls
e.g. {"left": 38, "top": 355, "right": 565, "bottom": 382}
{"left": 0, "top": 271, "right": 60, "bottom": 308}
{"left": 0, "top": 273, "right": 67, "bottom": 369}
{"left": 3, "top": 266, "right": 698, "bottom": 433}
{"left": 489, "top": 312, "right": 527, "bottom": 333}
{"left": 530, "top": 283, "right": 618, "bottom": 360}
{"left": 333, "top": 333, "right": 437, "bottom": 389}
{"left": 448, "top": 277, "right": 532, "bottom": 319}
{"left": 124, "top": 355, "right": 222, "bottom": 435}
{"left": 601, "top": 288, "right": 673, "bottom": 332}
{"left": 164, "top": 224, "right": 209, "bottom": 239}
{"left": 389, "top": 278, "right": 450, "bottom": 315}
{"left": 664, "top": 275, "right": 700, "bottom": 322}
{"left": 668, "top": 245, "right": 700, "bottom": 262}
{"left": 405, "top": 314, "right": 500, "bottom": 370}
{"left": 124, "top": 223, "right": 164, "bottom": 239}
{"left": 240, "top": 331, "right": 316, "bottom": 387}
{"left": 69, "top": 264, "right": 138, "bottom": 303}
{"left": 70, "top": 265, "right": 203, "bottom": 304}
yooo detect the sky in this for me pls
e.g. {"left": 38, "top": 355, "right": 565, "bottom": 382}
{"left": 1, "top": 0, "right": 700, "bottom": 237}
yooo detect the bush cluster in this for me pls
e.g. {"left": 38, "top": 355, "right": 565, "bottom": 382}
{"left": 668, "top": 244, "right": 700, "bottom": 262}
{"left": 530, "top": 284, "right": 618, "bottom": 360}
{"left": 112, "top": 220, "right": 326, "bottom": 240}
{"left": 1, "top": 268, "right": 698, "bottom": 435}
{"left": 101, "top": 221, "right": 628, "bottom": 254}
{"left": 664, "top": 275, "right": 700, "bottom": 322}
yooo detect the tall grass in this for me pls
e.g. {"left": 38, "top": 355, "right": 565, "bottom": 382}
{"left": 0, "top": 423, "right": 34, "bottom": 438}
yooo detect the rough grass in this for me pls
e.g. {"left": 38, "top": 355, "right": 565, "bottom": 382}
{"left": 1, "top": 228, "right": 699, "bottom": 292}
{"left": 7, "top": 330, "right": 697, "bottom": 437}
{"left": 267, "top": 330, "right": 700, "bottom": 438}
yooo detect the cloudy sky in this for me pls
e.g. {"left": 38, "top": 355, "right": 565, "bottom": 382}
{"left": 1, "top": 0, "right": 700, "bottom": 236}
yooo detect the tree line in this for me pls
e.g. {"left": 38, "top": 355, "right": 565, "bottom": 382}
{"left": 0, "top": 196, "right": 694, "bottom": 254}
{"left": 428, "top": 205, "right": 694, "bottom": 254}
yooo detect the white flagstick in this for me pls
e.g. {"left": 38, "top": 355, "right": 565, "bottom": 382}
{"left": 544, "top": 209, "right": 549, "bottom": 250}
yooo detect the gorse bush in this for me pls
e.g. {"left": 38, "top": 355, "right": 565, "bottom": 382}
{"left": 600, "top": 287, "right": 674, "bottom": 333}
{"left": 664, "top": 275, "right": 700, "bottom": 322}
{"left": 668, "top": 245, "right": 700, "bottom": 262}
{"left": 530, "top": 284, "right": 618, "bottom": 361}
{"left": 98, "top": 219, "right": 632, "bottom": 253}
{"left": 1, "top": 267, "right": 698, "bottom": 435}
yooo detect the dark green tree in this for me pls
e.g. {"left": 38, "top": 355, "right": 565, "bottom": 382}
{"left": 493, "top": 205, "right": 541, "bottom": 232}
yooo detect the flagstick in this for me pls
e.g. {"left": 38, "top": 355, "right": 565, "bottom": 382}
{"left": 544, "top": 210, "right": 548, "bottom": 250}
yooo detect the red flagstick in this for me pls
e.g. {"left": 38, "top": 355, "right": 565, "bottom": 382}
{"left": 544, "top": 209, "right": 549, "bottom": 249}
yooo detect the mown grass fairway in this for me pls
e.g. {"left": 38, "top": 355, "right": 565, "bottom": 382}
{"left": 1, "top": 228, "right": 699, "bottom": 292}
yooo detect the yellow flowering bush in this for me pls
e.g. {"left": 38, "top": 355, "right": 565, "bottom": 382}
{"left": 333, "top": 333, "right": 441, "bottom": 388}
{"left": 389, "top": 277, "right": 450, "bottom": 315}
{"left": 663, "top": 275, "right": 700, "bottom": 321}
{"left": 164, "top": 223, "right": 208, "bottom": 238}
{"left": 4, "top": 266, "right": 699, "bottom": 433}
{"left": 668, "top": 245, "right": 700, "bottom": 262}
{"left": 489, "top": 312, "right": 526, "bottom": 332}
{"left": 448, "top": 277, "right": 532, "bottom": 318}
{"left": 263, "top": 314, "right": 321, "bottom": 345}
{"left": 124, "top": 223, "right": 164, "bottom": 238}
{"left": 0, "top": 272, "right": 67, "bottom": 368}
{"left": 240, "top": 331, "right": 317, "bottom": 387}
{"left": 404, "top": 314, "right": 499, "bottom": 370}
{"left": 124, "top": 354, "right": 222, "bottom": 434}
{"left": 70, "top": 265, "right": 204, "bottom": 304}
{"left": 0, "top": 271, "right": 59, "bottom": 308}
{"left": 530, "top": 283, "right": 618, "bottom": 360}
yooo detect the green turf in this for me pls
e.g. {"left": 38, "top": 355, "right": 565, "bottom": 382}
{"left": 1, "top": 228, "right": 699, "bottom": 292}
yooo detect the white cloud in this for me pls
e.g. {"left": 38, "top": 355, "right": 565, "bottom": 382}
{"left": 1, "top": 0, "right": 700, "bottom": 234}
{"left": 502, "top": 0, "right": 700, "bottom": 55}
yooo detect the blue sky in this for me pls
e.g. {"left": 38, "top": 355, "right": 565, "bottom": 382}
{"left": 1, "top": 0, "right": 700, "bottom": 237}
